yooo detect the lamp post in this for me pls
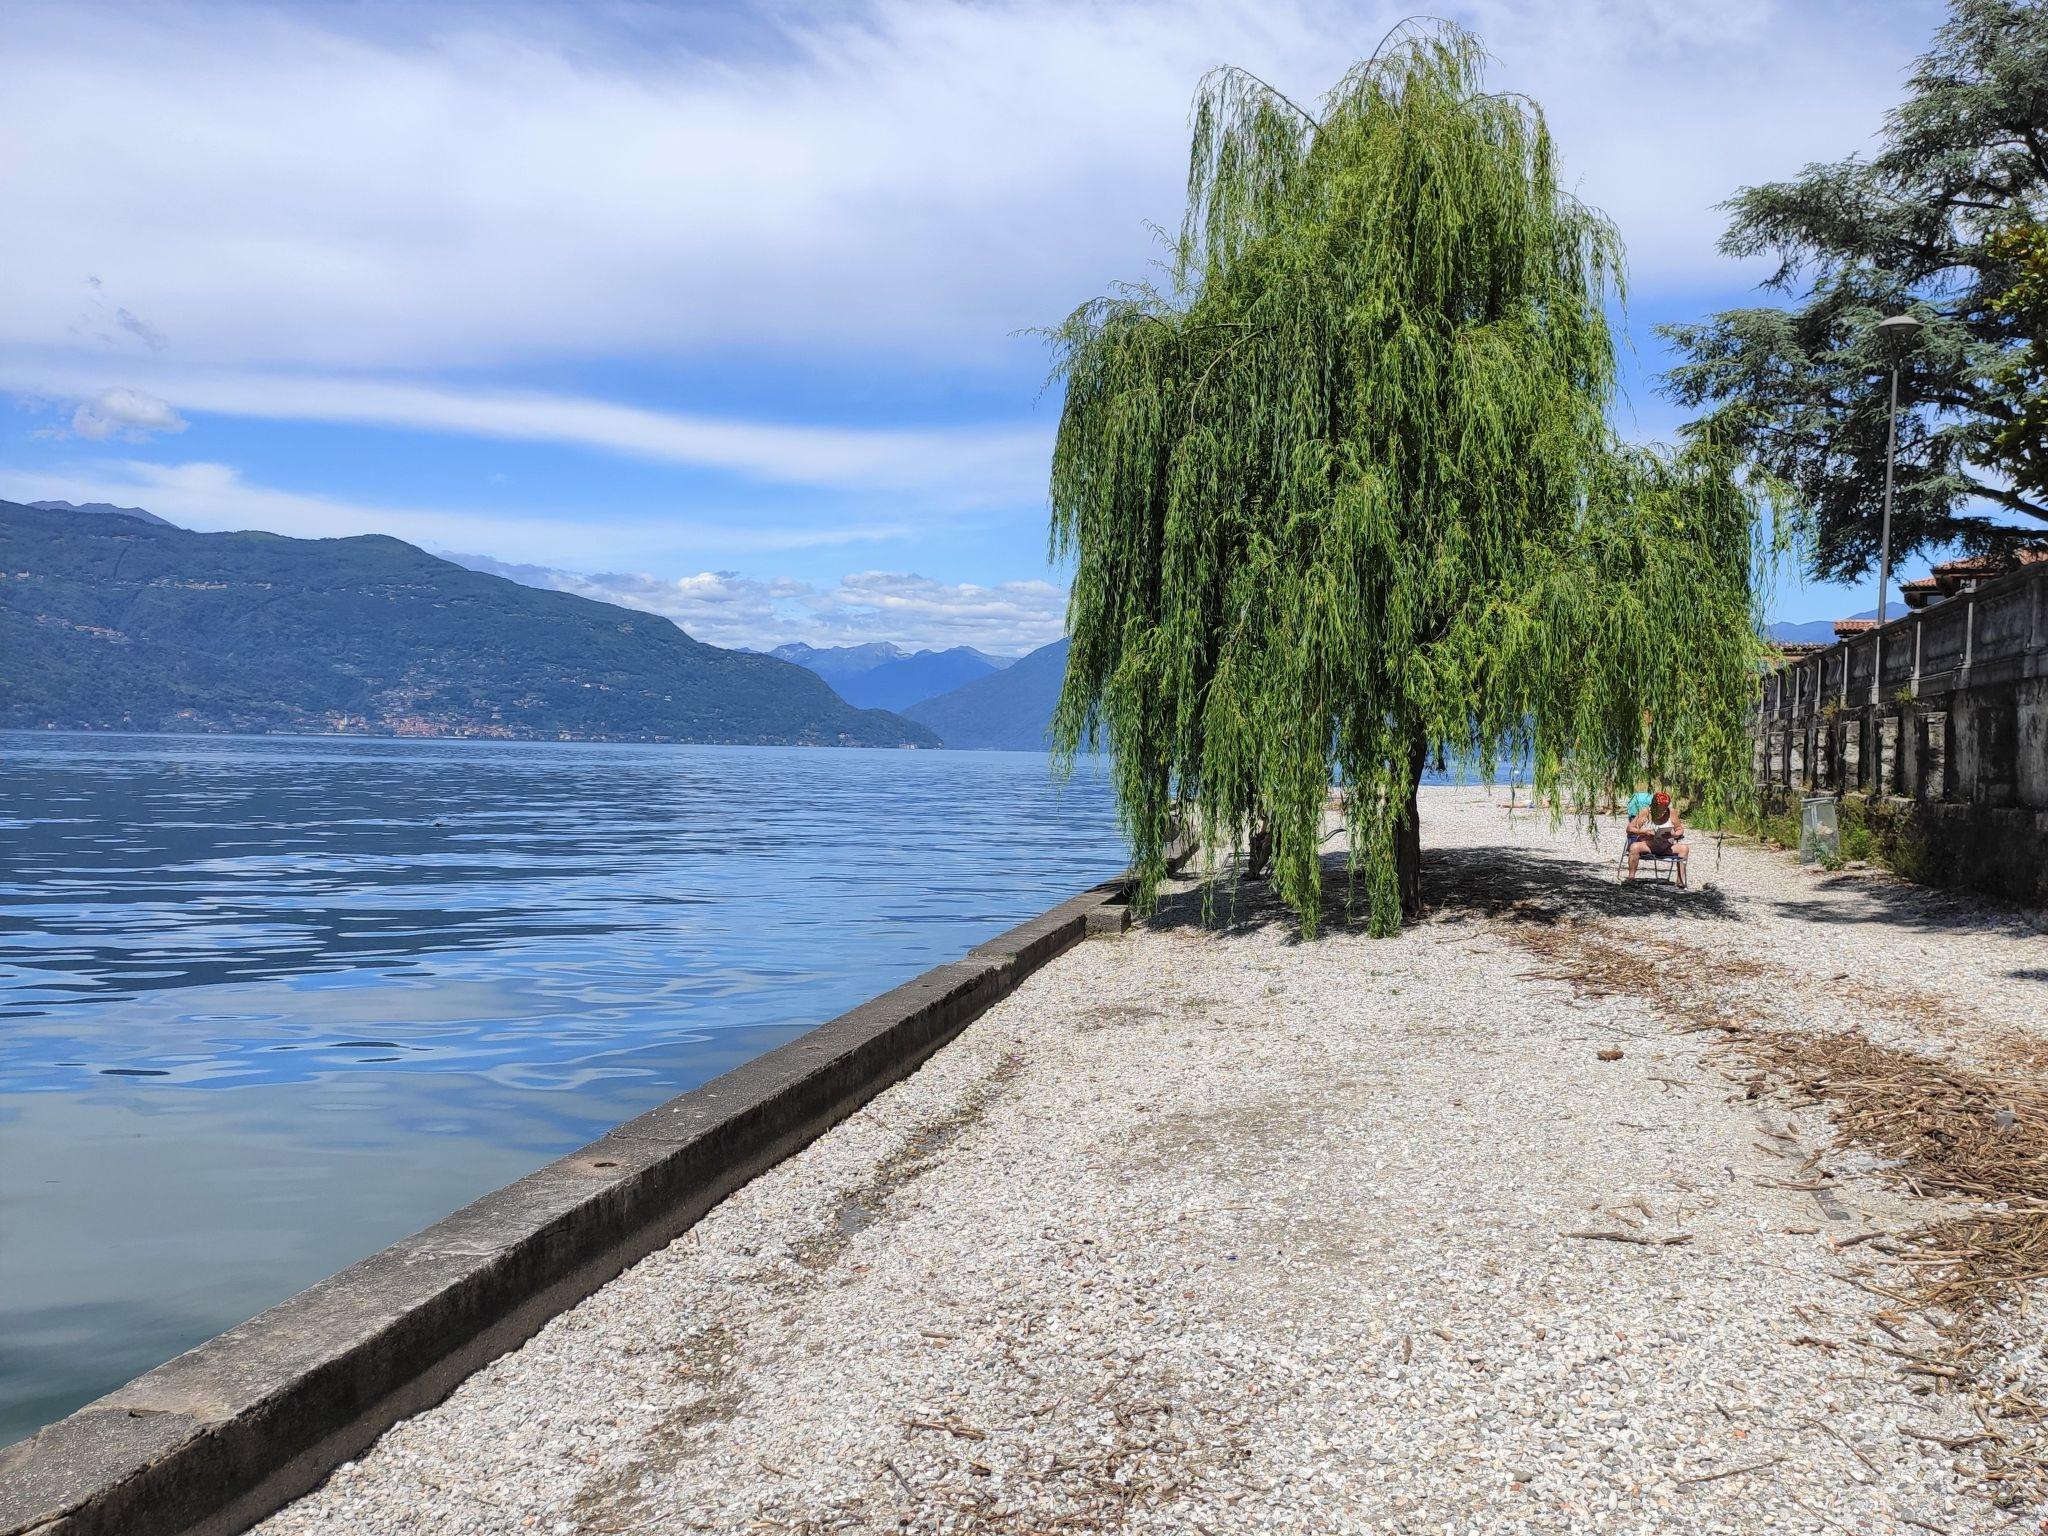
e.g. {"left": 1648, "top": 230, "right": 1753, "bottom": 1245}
{"left": 1874, "top": 313, "right": 1923, "bottom": 631}
{"left": 1870, "top": 312, "right": 1923, "bottom": 718}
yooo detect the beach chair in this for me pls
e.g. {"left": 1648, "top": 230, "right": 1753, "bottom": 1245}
{"left": 1616, "top": 825, "right": 1687, "bottom": 887}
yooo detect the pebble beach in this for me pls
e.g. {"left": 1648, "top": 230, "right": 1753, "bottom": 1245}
{"left": 259, "top": 786, "right": 2048, "bottom": 1535}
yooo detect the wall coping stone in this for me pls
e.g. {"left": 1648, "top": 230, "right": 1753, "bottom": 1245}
{"left": 0, "top": 838, "right": 1192, "bottom": 1536}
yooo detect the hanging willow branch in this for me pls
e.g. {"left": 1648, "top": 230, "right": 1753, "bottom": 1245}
{"left": 1046, "top": 23, "right": 1773, "bottom": 936}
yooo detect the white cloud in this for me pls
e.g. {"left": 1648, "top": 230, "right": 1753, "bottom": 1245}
{"left": 0, "top": 362, "right": 1047, "bottom": 501}
{"left": 0, "top": 1, "right": 1935, "bottom": 375}
{"left": 447, "top": 552, "right": 1068, "bottom": 653}
{"left": 2, "top": 455, "right": 1061, "bottom": 650}
{"left": 804, "top": 571, "right": 1068, "bottom": 651}
{"left": 444, "top": 554, "right": 811, "bottom": 649}
{"left": 0, "top": 460, "right": 903, "bottom": 564}
{"left": 69, "top": 387, "right": 186, "bottom": 441}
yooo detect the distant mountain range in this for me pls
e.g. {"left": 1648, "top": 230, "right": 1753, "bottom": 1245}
{"left": 0, "top": 501, "right": 934, "bottom": 747}
{"left": 50, "top": 496, "right": 1852, "bottom": 753}
{"left": 905, "top": 638, "right": 1070, "bottom": 751}
{"left": 768, "top": 640, "right": 908, "bottom": 686}
{"left": 770, "top": 641, "right": 1016, "bottom": 713}
{"left": 8, "top": 496, "right": 1069, "bottom": 747}
{"left": 438, "top": 557, "right": 1024, "bottom": 714}
{"left": 1767, "top": 609, "right": 1878, "bottom": 645}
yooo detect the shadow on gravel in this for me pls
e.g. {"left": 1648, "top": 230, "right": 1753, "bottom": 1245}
{"left": 1753, "top": 869, "right": 2040, "bottom": 939}
{"left": 1148, "top": 866, "right": 1348, "bottom": 940}
{"left": 1146, "top": 840, "right": 1742, "bottom": 940}
{"left": 1425, "top": 844, "right": 1741, "bottom": 929}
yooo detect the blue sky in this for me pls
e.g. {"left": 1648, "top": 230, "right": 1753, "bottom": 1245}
{"left": 0, "top": 0, "right": 1958, "bottom": 651}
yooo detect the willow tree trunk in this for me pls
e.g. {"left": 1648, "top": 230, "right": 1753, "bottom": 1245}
{"left": 1396, "top": 736, "right": 1426, "bottom": 918}
{"left": 1246, "top": 823, "right": 1274, "bottom": 880}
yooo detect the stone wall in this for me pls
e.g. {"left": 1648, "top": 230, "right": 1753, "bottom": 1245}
{"left": 1757, "top": 557, "right": 2048, "bottom": 906}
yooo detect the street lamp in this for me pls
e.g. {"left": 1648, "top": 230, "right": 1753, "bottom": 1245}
{"left": 1874, "top": 312, "right": 1924, "bottom": 631}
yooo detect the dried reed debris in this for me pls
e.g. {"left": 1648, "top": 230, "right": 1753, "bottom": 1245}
{"left": 1491, "top": 902, "right": 2048, "bottom": 1499}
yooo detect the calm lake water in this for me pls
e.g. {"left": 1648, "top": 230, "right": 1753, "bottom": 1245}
{"left": 0, "top": 732, "right": 1127, "bottom": 1446}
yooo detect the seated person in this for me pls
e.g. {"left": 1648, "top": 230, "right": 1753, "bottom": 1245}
{"left": 1626, "top": 790, "right": 1689, "bottom": 888}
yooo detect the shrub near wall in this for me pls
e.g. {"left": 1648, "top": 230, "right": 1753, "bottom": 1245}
{"left": 1736, "top": 789, "right": 2045, "bottom": 906}
{"left": 1847, "top": 797, "right": 1947, "bottom": 888}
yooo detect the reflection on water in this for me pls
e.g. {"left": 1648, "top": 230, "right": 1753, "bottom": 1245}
{"left": 0, "top": 732, "right": 1126, "bottom": 1444}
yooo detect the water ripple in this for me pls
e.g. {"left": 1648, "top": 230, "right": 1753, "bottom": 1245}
{"left": 0, "top": 732, "right": 1126, "bottom": 1445}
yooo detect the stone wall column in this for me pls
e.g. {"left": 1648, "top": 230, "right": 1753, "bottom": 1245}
{"left": 1952, "top": 693, "right": 1982, "bottom": 804}
{"left": 2016, "top": 678, "right": 2048, "bottom": 809}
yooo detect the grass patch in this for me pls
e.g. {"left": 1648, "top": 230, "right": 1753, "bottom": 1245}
{"left": 1690, "top": 795, "right": 1925, "bottom": 878}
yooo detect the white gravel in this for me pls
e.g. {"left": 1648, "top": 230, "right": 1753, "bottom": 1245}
{"left": 258, "top": 786, "right": 2048, "bottom": 1535}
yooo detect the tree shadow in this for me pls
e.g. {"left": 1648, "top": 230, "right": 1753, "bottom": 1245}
{"left": 1147, "top": 862, "right": 1355, "bottom": 941}
{"left": 1752, "top": 870, "right": 2043, "bottom": 939}
{"left": 1423, "top": 843, "right": 1742, "bottom": 930}
{"left": 1145, "top": 841, "right": 1741, "bottom": 939}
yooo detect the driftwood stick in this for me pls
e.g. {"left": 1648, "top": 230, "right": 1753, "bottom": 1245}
{"left": 1675, "top": 1456, "right": 1786, "bottom": 1486}
{"left": 1561, "top": 1229, "right": 1694, "bottom": 1247}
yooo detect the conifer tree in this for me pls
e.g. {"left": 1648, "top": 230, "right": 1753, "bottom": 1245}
{"left": 1663, "top": 0, "right": 2048, "bottom": 579}
{"left": 1046, "top": 24, "right": 1769, "bottom": 934}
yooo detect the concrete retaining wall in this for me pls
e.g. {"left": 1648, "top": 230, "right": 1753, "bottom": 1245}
{"left": 0, "top": 865, "right": 1159, "bottom": 1536}
{"left": 1758, "top": 558, "right": 2048, "bottom": 906}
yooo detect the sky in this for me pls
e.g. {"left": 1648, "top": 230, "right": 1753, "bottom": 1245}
{"left": 0, "top": 0, "right": 1961, "bottom": 652}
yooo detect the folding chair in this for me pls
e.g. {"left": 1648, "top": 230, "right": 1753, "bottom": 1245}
{"left": 1617, "top": 826, "right": 1688, "bottom": 887}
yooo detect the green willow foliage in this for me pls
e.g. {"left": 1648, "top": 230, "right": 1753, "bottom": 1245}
{"left": 1046, "top": 26, "right": 1771, "bottom": 936}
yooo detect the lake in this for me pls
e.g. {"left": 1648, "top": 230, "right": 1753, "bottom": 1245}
{"left": 0, "top": 732, "right": 1127, "bottom": 1446}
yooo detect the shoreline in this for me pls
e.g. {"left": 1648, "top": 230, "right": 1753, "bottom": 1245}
{"left": 0, "top": 842, "right": 1168, "bottom": 1536}
{"left": 12, "top": 788, "right": 2047, "bottom": 1532}
{"left": 0, "top": 735, "right": 1132, "bottom": 1457}
{"left": 255, "top": 787, "right": 2045, "bottom": 1534}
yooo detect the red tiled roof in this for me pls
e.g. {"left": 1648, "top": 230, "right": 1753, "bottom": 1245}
{"left": 1929, "top": 546, "right": 2048, "bottom": 581}
{"left": 1900, "top": 575, "right": 1944, "bottom": 611}
{"left": 1833, "top": 618, "right": 1878, "bottom": 636}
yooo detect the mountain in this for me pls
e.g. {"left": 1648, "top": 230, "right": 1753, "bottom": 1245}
{"left": 1768, "top": 608, "right": 1878, "bottom": 645}
{"left": 772, "top": 641, "right": 1018, "bottom": 711}
{"left": 0, "top": 501, "right": 935, "bottom": 746}
{"left": 434, "top": 558, "right": 1023, "bottom": 711}
{"left": 28, "top": 499, "right": 173, "bottom": 527}
{"left": 905, "top": 637, "right": 1069, "bottom": 750}
{"left": 770, "top": 641, "right": 908, "bottom": 687}
{"left": 830, "top": 647, "right": 1008, "bottom": 711}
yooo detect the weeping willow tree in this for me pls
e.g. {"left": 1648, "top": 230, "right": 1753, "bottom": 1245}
{"left": 1048, "top": 24, "right": 1771, "bottom": 935}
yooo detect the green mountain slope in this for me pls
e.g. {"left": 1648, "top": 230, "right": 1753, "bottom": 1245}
{"left": 27, "top": 500, "right": 173, "bottom": 527}
{"left": 904, "top": 638, "right": 1069, "bottom": 750}
{"left": 0, "top": 502, "right": 935, "bottom": 747}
